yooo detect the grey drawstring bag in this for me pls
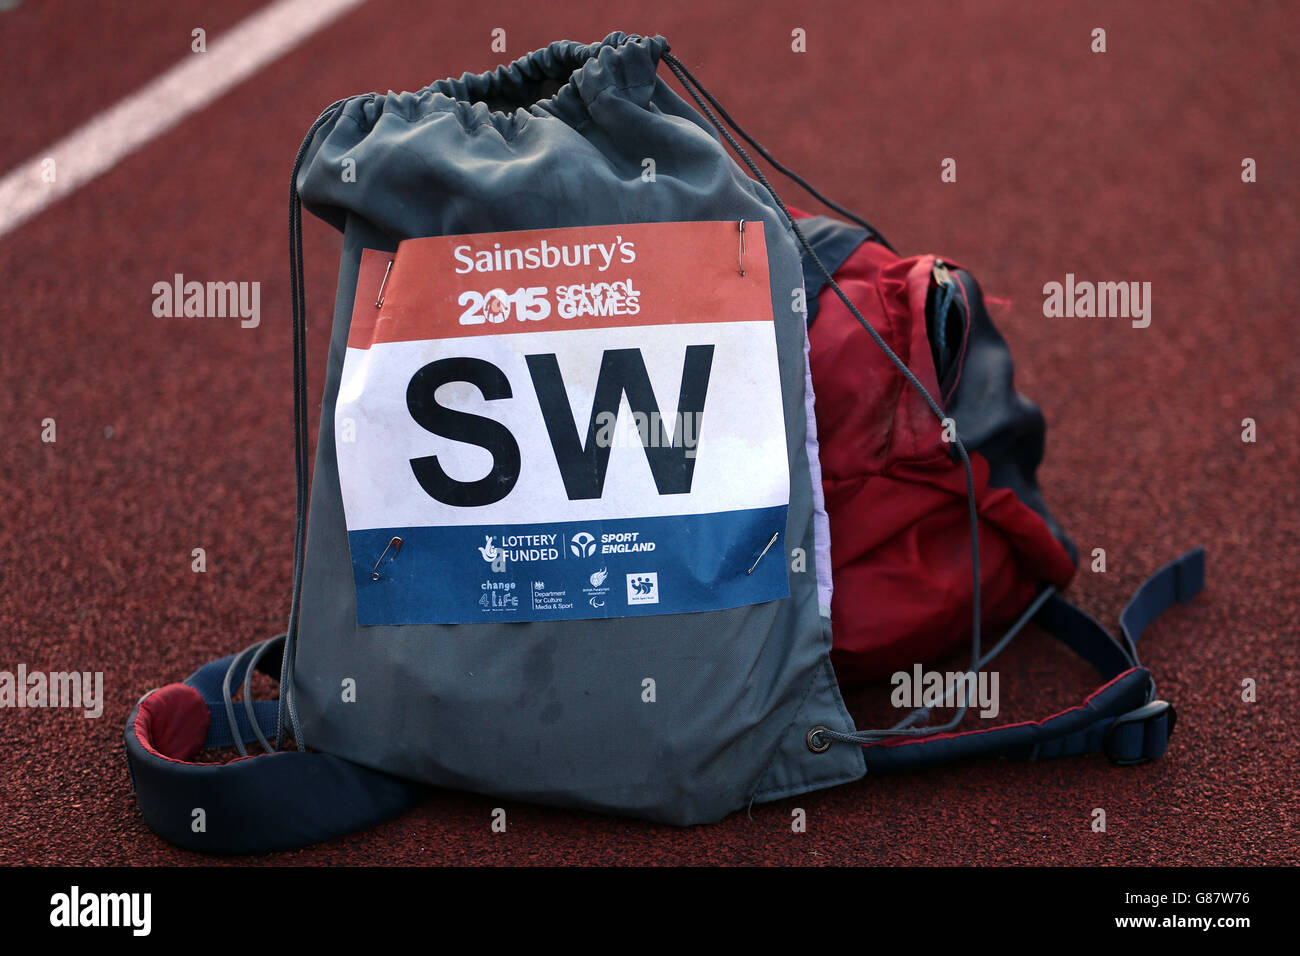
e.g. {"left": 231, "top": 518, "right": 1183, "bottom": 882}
{"left": 125, "top": 32, "right": 864, "bottom": 851}
{"left": 125, "top": 31, "right": 1193, "bottom": 852}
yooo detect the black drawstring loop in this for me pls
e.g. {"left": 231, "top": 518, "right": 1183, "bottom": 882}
{"left": 277, "top": 98, "right": 349, "bottom": 752}
{"left": 661, "top": 54, "right": 895, "bottom": 253}
{"left": 662, "top": 52, "right": 988, "bottom": 742}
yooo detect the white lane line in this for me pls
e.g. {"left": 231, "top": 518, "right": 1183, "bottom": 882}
{"left": 0, "top": 0, "right": 367, "bottom": 239}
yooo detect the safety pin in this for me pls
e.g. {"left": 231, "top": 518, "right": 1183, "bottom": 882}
{"left": 747, "top": 531, "right": 779, "bottom": 575}
{"left": 370, "top": 536, "right": 403, "bottom": 580}
{"left": 374, "top": 260, "right": 394, "bottom": 308}
{"left": 738, "top": 220, "right": 747, "bottom": 276}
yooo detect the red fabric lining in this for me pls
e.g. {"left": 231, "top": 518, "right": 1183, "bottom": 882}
{"left": 132, "top": 684, "right": 208, "bottom": 764}
{"left": 131, "top": 683, "right": 259, "bottom": 767}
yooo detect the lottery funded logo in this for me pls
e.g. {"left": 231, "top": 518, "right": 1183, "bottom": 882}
{"left": 478, "top": 531, "right": 562, "bottom": 565}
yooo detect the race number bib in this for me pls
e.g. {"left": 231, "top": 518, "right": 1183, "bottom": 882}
{"left": 337, "top": 221, "right": 790, "bottom": 625}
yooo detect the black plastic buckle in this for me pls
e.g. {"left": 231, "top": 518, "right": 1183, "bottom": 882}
{"left": 1103, "top": 699, "right": 1176, "bottom": 766}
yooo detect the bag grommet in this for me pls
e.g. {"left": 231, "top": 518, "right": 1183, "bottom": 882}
{"left": 806, "top": 726, "right": 832, "bottom": 753}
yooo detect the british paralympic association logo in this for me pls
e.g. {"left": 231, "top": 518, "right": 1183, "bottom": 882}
{"left": 584, "top": 567, "right": 610, "bottom": 608}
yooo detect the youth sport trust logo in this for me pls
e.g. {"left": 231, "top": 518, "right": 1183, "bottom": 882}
{"left": 626, "top": 572, "right": 659, "bottom": 605}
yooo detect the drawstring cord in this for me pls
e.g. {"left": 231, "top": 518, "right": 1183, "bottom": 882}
{"left": 220, "top": 634, "right": 282, "bottom": 756}
{"left": 220, "top": 98, "right": 348, "bottom": 757}
{"left": 662, "top": 52, "right": 993, "bottom": 744}
{"left": 661, "top": 53, "right": 895, "bottom": 254}
{"left": 277, "top": 98, "right": 348, "bottom": 751}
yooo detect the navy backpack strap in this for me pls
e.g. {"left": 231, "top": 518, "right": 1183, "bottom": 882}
{"left": 124, "top": 635, "right": 427, "bottom": 854}
{"left": 853, "top": 549, "right": 1203, "bottom": 774}
{"left": 796, "top": 214, "right": 873, "bottom": 326}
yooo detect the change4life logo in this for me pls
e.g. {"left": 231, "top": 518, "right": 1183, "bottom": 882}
{"left": 478, "top": 580, "right": 518, "bottom": 611}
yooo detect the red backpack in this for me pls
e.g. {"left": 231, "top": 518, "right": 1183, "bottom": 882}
{"left": 795, "top": 209, "right": 1078, "bottom": 686}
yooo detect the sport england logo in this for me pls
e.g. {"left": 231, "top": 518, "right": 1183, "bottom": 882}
{"left": 570, "top": 532, "right": 597, "bottom": 558}
{"left": 626, "top": 572, "right": 659, "bottom": 605}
